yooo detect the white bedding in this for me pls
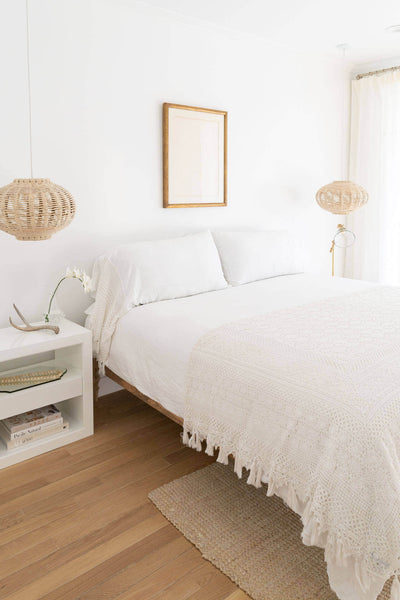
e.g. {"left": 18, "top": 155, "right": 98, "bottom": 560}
{"left": 182, "top": 283, "right": 400, "bottom": 600}
{"left": 107, "top": 274, "right": 372, "bottom": 418}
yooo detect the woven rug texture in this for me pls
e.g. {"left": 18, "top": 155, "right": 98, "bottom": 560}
{"left": 149, "top": 462, "right": 391, "bottom": 600}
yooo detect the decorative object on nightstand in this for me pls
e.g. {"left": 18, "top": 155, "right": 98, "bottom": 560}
{"left": 44, "top": 267, "right": 92, "bottom": 324}
{"left": 9, "top": 303, "right": 60, "bottom": 334}
{"left": 0, "top": 318, "right": 93, "bottom": 469}
{"left": 0, "top": 367, "right": 67, "bottom": 393}
{"left": 0, "top": 404, "right": 69, "bottom": 450}
{"left": 0, "top": 0, "right": 75, "bottom": 242}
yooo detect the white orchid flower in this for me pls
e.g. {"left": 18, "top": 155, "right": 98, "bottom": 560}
{"left": 81, "top": 273, "right": 92, "bottom": 293}
{"left": 45, "top": 267, "right": 93, "bottom": 322}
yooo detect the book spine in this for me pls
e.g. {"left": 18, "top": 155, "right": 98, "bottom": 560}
{"left": 5, "top": 411, "right": 61, "bottom": 433}
{"left": 2, "top": 422, "right": 69, "bottom": 449}
{"left": 4, "top": 417, "right": 64, "bottom": 440}
{"left": 0, "top": 422, "right": 11, "bottom": 441}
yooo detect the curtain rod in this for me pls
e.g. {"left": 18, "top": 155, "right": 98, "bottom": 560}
{"left": 356, "top": 64, "right": 400, "bottom": 80}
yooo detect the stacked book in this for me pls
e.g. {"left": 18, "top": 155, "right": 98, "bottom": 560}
{"left": 0, "top": 405, "right": 69, "bottom": 450}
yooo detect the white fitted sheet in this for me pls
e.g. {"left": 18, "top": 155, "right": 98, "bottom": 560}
{"left": 107, "top": 274, "right": 372, "bottom": 418}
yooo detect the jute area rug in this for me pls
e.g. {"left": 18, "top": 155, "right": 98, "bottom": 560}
{"left": 149, "top": 462, "right": 391, "bottom": 600}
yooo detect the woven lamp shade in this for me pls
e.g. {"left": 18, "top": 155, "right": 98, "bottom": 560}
{"left": 316, "top": 180, "right": 368, "bottom": 215}
{"left": 0, "top": 178, "right": 75, "bottom": 241}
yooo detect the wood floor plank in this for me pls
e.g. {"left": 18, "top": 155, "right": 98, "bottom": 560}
{"left": 111, "top": 547, "right": 202, "bottom": 600}
{"left": 39, "top": 525, "right": 187, "bottom": 600}
{"left": 0, "top": 437, "right": 186, "bottom": 551}
{"left": 0, "top": 477, "right": 48, "bottom": 506}
{"left": 0, "top": 391, "right": 242, "bottom": 600}
{"left": 0, "top": 410, "right": 167, "bottom": 494}
{"left": 149, "top": 559, "right": 226, "bottom": 600}
{"left": 3, "top": 513, "right": 167, "bottom": 600}
{"left": 0, "top": 463, "right": 158, "bottom": 557}
{"left": 0, "top": 537, "right": 60, "bottom": 579}
{"left": 186, "top": 571, "right": 237, "bottom": 600}
{"left": 0, "top": 503, "right": 160, "bottom": 594}
{"left": 224, "top": 591, "right": 253, "bottom": 600}
{"left": 77, "top": 534, "right": 194, "bottom": 600}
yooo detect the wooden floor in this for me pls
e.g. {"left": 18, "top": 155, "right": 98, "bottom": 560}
{"left": 0, "top": 390, "right": 251, "bottom": 600}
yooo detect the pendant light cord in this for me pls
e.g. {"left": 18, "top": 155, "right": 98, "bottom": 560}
{"left": 340, "top": 44, "right": 348, "bottom": 181}
{"left": 25, "top": 0, "right": 33, "bottom": 178}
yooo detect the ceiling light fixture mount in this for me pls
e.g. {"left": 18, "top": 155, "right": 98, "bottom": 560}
{"left": 385, "top": 24, "right": 400, "bottom": 34}
{"left": 336, "top": 43, "right": 350, "bottom": 51}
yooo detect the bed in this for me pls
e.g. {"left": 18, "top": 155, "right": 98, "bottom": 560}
{"left": 89, "top": 230, "right": 400, "bottom": 600}
{"left": 104, "top": 273, "right": 371, "bottom": 422}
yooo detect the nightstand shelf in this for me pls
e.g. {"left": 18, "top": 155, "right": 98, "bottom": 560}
{"left": 0, "top": 319, "right": 93, "bottom": 469}
{"left": 0, "top": 360, "right": 82, "bottom": 419}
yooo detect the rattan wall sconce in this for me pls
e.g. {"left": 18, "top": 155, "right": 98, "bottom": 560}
{"left": 0, "top": 0, "right": 75, "bottom": 242}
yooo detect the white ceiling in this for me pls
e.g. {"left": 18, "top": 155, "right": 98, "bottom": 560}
{"left": 143, "top": 0, "right": 400, "bottom": 67}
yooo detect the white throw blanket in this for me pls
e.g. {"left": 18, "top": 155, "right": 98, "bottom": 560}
{"left": 88, "top": 256, "right": 127, "bottom": 373}
{"left": 183, "top": 287, "right": 400, "bottom": 600}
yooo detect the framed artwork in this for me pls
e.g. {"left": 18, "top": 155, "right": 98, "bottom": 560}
{"left": 163, "top": 103, "right": 227, "bottom": 208}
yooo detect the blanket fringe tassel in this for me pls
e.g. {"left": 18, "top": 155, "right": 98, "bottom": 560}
{"left": 182, "top": 426, "right": 398, "bottom": 598}
{"left": 98, "top": 360, "right": 106, "bottom": 377}
{"left": 392, "top": 575, "right": 400, "bottom": 600}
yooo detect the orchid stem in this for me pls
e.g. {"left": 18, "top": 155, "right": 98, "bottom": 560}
{"left": 44, "top": 277, "right": 67, "bottom": 323}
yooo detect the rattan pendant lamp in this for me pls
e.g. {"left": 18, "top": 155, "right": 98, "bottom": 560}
{"left": 315, "top": 45, "right": 368, "bottom": 275}
{"left": 0, "top": 0, "right": 75, "bottom": 241}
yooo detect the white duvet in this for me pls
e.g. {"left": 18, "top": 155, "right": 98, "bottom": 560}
{"left": 107, "top": 274, "right": 371, "bottom": 417}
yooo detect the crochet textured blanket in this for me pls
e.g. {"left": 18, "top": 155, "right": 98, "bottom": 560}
{"left": 183, "top": 286, "right": 400, "bottom": 600}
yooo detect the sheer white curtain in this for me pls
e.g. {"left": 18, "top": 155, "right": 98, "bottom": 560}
{"left": 345, "top": 70, "right": 400, "bottom": 283}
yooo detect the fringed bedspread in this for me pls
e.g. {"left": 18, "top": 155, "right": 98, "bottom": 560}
{"left": 183, "top": 287, "right": 400, "bottom": 600}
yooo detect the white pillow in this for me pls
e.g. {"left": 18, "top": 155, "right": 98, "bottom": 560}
{"left": 109, "top": 230, "right": 227, "bottom": 307}
{"left": 212, "top": 230, "right": 302, "bottom": 286}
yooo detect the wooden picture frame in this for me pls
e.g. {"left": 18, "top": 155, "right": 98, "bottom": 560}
{"left": 163, "top": 103, "right": 227, "bottom": 208}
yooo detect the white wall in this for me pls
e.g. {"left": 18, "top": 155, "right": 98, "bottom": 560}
{"left": 0, "top": 0, "right": 349, "bottom": 392}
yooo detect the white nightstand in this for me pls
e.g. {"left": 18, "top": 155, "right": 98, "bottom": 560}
{"left": 0, "top": 318, "right": 93, "bottom": 469}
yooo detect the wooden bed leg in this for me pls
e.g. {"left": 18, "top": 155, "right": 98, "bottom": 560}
{"left": 93, "top": 358, "right": 100, "bottom": 403}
